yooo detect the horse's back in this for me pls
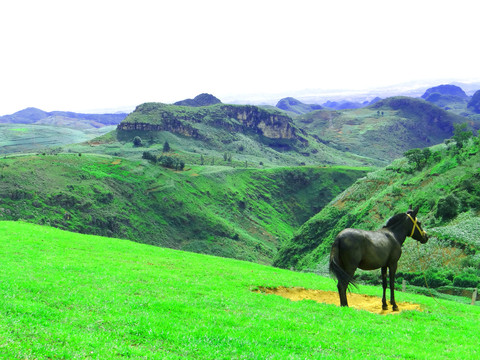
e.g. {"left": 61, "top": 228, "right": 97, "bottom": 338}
{"left": 334, "top": 228, "right": 398, "bottom": 270}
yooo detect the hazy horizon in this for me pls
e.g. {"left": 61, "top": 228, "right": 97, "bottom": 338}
{"left": 1, "top": 0, "right": 479, "bottom": 115}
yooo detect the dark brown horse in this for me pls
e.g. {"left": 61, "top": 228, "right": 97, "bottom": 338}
{"left": 329, "top": 206, "right": 428, "bottom": 311}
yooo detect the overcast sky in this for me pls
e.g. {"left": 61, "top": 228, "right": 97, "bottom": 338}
{"left": 0, "top": 0, "right": 479, "bottom": 115}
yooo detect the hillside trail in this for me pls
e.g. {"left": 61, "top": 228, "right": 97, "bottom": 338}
{"left": 256, "top": 286, "right": 421, "bottom": 315}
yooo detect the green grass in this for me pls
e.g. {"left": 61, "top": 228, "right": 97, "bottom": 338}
{"left": 0, "top": 221, "right": 479, "bottom": 359}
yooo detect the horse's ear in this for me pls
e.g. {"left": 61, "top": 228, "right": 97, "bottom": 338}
{"left": 412, "top": 206, "right": 419, "bottom": 217}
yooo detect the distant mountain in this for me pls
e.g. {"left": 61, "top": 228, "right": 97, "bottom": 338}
{"left": 293, "top": 96, "right": 468, "bottom": 164}
{"left": 0, "top": 107, "right": 128, "bottom": 129}
{"left": 322, "top": 97, "right": 381, "bottom": 110}
{"left": 275, "top": 97, "right": 323, "bottom": 115}
{"left": 173, "top": 93, "right": 222, "bottom": 107}
{"left": 421, "top": 84, "right": 469, "bottom": 100}
{"left": 420, "top": 84, "right": 470, "bottom": 111}
{"left": 467, "top": 90, "right": 480, "bottom": 114}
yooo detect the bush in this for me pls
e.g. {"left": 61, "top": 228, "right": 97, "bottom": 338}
{"left": 453, "top": 269, "right": 480, "bottom": 288}
{"left": 133, "top": 136, "right": 143, "bottom": 147}
{"left": 436, "top": 194, "right": 459, "bottom": 220}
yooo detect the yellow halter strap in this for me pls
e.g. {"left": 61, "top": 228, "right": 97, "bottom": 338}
{"left": 406, "top": 213, "right": 426, "bottom": 238}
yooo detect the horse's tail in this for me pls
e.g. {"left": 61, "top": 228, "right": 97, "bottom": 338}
{"left": 329, "top": 238, "right": 357, "bottom": 290}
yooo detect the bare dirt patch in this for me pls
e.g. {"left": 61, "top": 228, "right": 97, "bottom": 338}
{"left": 256, "top": 286, "right": 422, "bottom": 315}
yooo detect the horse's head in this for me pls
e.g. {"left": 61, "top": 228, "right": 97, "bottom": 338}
{"left": 406, "top": 206, "right": 428, "bottom": 244}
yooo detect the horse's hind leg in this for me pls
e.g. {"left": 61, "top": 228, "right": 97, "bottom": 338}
{"left": 337, "top": 281, "right": 348, "bottom": 307}
{"left": 381, "top": 267, "right": 388, "bottom": 310}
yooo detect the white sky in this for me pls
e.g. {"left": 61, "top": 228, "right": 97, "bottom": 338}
{"left": 0, "top": 0, "right": 479, "bottom": 115}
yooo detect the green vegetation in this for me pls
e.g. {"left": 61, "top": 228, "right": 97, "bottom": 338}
{"left": 294, "top": 97, "right": 469, "bottom": 164}
{"left": 0, "top": 221, "right": 478, "bottom": 359}
{"left": 114, "top": 102, "right": 375, "bottom": 167}
{"left": 274, "top": 134, "right": 480, "bottom": 293}
{"left": 0, "top": 153, "right": 368, "bottom": 264}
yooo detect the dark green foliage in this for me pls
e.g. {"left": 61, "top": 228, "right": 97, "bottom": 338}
{"left": 453, "top": 270, "right": 480, "bottom": 288}
{"left": 404, "top": 148, "right": 428, "bottom": 171}
{"left": 142, "top": 151, "right": 157, "bottom": 162}
{"left": 133, "top": 136, "right": 142, "bottom": 147}
{"left": 157, "top": 155, "right": 184, "bottom": 171}
{"left": 436, "top": 194, "right": 459, "bottom": 220}
{"left": 162, "top": 141, "right": 171, "bottom": 153}
{"left": 396, "top": 269, "right": 453, "bottom": 288}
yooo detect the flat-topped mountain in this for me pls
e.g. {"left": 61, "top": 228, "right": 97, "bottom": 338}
{"left": 118, "top": 102, "right": 304, "bottom": 145}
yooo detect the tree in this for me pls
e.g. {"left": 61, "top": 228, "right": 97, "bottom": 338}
{"left": 163, "top": 141, "right": 171, "bottom": 153}
{"left": 452, "top": 123, "right": 473, "bottom": 149}
{"left": 404, "top": 148, "right": 425, "bottom": 171}
{"left": 133, "top": 136, "right": 143, "bottom": 147}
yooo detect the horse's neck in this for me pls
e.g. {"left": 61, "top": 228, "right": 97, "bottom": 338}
{"left": 386, "top": 222, "right": 409, "bottom": 245}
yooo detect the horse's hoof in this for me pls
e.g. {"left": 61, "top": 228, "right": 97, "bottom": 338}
{"left": 382, "top": 305, "right": 388, "bottom": 310}
{"left": 392, "top": 305, "right": 399, "bottom": 311}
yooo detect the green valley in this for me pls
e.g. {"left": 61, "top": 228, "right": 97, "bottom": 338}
{"left": 0, "top": 153, "right": 369, "bottom": 264}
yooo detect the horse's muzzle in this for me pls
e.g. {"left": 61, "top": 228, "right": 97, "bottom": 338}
{"left": 420, "top": 233, "right": 428, "bottom": 244}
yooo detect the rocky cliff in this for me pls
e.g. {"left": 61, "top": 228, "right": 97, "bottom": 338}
{"left": 117, "top": 103, "right": 307, "bottom": 146}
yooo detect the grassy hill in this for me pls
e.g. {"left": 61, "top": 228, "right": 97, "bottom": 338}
{"left": 294, "top": 96, "right": 470, "bottom": 164}
{"left": 0, "top": 123, "right": 116, "bottom": 154}
{"left": 0, "top": 221, "right": 478, "bottom": 359}
{"left": 0, "top": 153, "right": 369, "bottom": 264}
{"left": 274, "top": 134, "right": 480, "bottom": 294}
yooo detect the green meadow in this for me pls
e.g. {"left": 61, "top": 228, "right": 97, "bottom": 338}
{"left": 0, "top": 221, "right": 478, "bottom": 359}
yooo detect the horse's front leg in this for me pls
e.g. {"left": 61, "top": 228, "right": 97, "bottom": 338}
{"left": 381, "top": 267, "right": 388, "bottom": 310}
{"left": 389, "top": 263, "right": 399, "bottom": 311}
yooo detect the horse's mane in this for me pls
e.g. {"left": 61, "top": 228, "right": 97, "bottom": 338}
{"left": 383, "top": 213, "right": 406, "bottom": 228}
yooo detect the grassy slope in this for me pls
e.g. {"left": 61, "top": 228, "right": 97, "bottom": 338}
{"left": 0, "top": 153, "right": 369, "bottom": 264}
{"left": 294, "top": 97, "right": 468, "bottom": 164}
{"left": 274, "top": 137, "right": 480, "bottom": 273}
{"left": 0, "top": 221, "right": 478, "bottom": 359}
{"left": 0, "top": 124, "right": 115, "bottom": 154}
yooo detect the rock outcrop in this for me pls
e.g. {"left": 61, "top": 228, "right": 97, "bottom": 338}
{"left": 117, "top": 102, "right": 307, "bottom": 146}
